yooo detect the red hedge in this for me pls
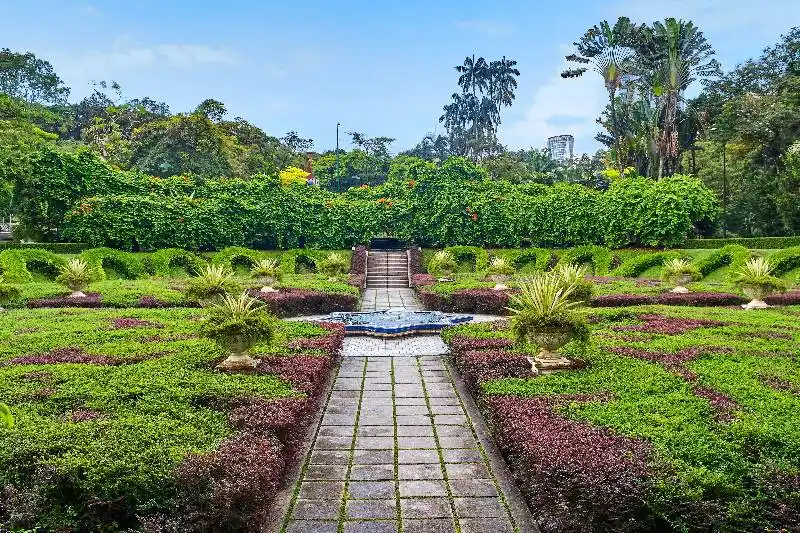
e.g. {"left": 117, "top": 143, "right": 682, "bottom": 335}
{"left": 249, "top": 288, "right": 358, "bottom": 317}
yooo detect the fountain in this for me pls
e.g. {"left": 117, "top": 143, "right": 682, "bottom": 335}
{"left": 319, "top": 310, "right": 473, "bottom": 337}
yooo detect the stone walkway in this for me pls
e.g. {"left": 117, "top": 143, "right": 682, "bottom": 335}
{"left": 360, "top": 288, "right": 422, "bottom": 311}
{"left": 276, "top": 286, "right": 535, "bottom": 533}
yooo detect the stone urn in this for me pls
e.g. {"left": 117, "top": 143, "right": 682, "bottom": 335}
{"left": 741, "top": 284, "right": 771, "bottom": 309}
{"left": 259, "top": 276, "right": 278, "bottom": 293}
{"left": 524, "top": 328, "right": 575, "bottom": 373}
{"left": 216, "top": 335, "right": 258, "bottom": 370}
{"left": 668, "top": 274, "right": 693, "bottom": 294}
{"left": 488, "top": 274, "right": 511, "bottom": 291}
{"left": 69, "top": 290, "right": 87, "bottom": 298}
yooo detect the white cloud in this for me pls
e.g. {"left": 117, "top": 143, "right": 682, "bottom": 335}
{"left": 455, "top": 20, "right": 516, "bottom": 36}
{"left": 500, "top": 46, "right": 607, "bottom": 153}
{"left": 56, "top": 39, "right": 239, "bottom": 79}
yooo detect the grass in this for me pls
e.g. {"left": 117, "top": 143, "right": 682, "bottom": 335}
{"left": 444, "top": 304, "right": 800, "bottom": 531}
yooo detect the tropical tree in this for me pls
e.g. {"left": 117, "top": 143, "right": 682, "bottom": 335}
{"left": 0, "top": 48, "right": 70, "bottom": 105}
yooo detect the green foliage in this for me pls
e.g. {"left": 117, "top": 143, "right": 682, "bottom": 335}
{"left": 558, "top": 245, "right": 614, "bottom": 275}
{"left": 0, "top": 279, "right": 21, "bottom": 304}
{"left": 487, "top": 256, "right": 515, "bottom": 276}
{"left": 444, "top": 246, "right": 490, "bottom": 272}
{"left": 0, "top": 402, "right": 12, "bottom": 429}
{"left": 694, "top": 244, "right": 751, "bottom": 278}
{"left": 765, "top": 246, "right": 800, "bottom": 278}
{"left": 211, "top": 246, "right": 264, "bottom": 271}
{"left": 493, "top": 248, "right": 552, "bottom": 273}
{"left": 731, "top": 257, "right": 787, "bottom": 295}
{"left": 55, "top": 258, "right": 96, "bottom": 293}
{"left": 148, "top": 248, "right": 205, "bottom": 277}
{"left": 199, "top": 293, "right": 275, "bottom": 353}
{"left": 78, "top": 247, "right": 147, "bottom": 281}
{"left": 251, "top": 258, "right": 282, "bottom": 283}
{"left": 686, "top": 236, "right": 800, "bottom": 249}
{"left": 317, "top": 252, "right": 349, "bottom": 278}
{"left": 553, "top": 263, "right": 594, "bottom": 303}
{"left": 0, "top": 248, "right": 67, "bottom": 283}
{"left": 279, "top": 249, "right": 322, "bottom": 275}
{"left": 507, "top": 273, "right": 590, "bottom": 345}
{"left": 0, "top": 242, "right": 88, "bottom": 253}
{"left": 185, "top": 265, "right": 239, "bottom": 304}
{"left": 612, "top": 251, "right": 683, "bottom": 277}
{"left": 660, "top": 258, "right": 701, "bottom": 282}
{"left": 428, "top": 250, "right": 457, "bottom": 277}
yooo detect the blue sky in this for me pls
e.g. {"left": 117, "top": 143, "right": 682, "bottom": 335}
{"left": 1, "top": 0, "right": 798, "bottom": 153}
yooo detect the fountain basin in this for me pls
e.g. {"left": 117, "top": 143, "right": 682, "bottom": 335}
{"left": 320, "top": 310, "right": 473, "bottom": 337}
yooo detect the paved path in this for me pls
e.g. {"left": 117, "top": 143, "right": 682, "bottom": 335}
{"left": 360, "top": 288, "right": 422, "bottom": 311}
{"left": 276, "top": 286, "right": 535, "bottom": 533}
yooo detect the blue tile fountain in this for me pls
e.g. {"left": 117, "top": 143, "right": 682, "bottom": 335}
{"left": 320, "top": 310, "right": 473, "bottom": 337}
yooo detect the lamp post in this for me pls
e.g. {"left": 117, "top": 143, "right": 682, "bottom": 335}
{"left": 335, "top": 122, "right": 341, "bottom": 193}
{"left": 722, "top": 141, "right": 728, "bottom": 238}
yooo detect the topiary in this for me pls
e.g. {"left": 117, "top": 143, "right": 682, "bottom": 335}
{"left": 766, "top": 246, "right": 800, "bottom": 277}
{"left": 318, "top": 252, "right": 349, "bottom": 278}
{"left": 79, "top": 247, "right": 147, "bottom": 281}
{"left": 428, "top": 250, "right": 457, "bottom": 277}
{"left": 612, "top": 251, "right": 683, "bottom": 278}
{"left": 444, "top": 246, "right": 490, "bottom": 272}
{"left": 0, "top": 248, "right": 68, "bottom": 283}
{"left": 558, "top": 245, "right": 614, "bottom": 276}
{"left": 211, "top": 247, "right": 265, "bottom": 271}
{"left": 280, "top": 250, "right": 321, "bottom": 275}
{"left": 0, "top": 277, "right": 21, "bottom": 308}
{"left": 694, "top": 244, "right": 751, "bottom": 279}
{"left": 149, "top": 248, "right": 206, "bottom": 277}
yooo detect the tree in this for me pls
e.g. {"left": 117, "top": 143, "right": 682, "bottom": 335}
{"left": 281, "top": 131, "right": 314, "bottom": 153}
{"left": 562, "top": 17, "right": 641, "bottom": 172}
{"left": 401, "top": 133, "right": 453, "bottom": 161}
{"left": 194, "top": 98, "right": 227, "bottom": 123}
{"left": 0, "top": 48, "right": 70, "bottom": 105}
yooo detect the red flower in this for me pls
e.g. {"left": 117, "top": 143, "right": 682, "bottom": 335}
{"left": 407, "top": 179, "right": 416, "bottom": 188}
{"left": 471, "top": 213, "right": 478, "bottom": 221}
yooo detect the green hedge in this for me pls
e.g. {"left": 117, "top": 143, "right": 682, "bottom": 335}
{"left": 0, "top": 242, "right": 88, "bottom": 253}
{"left": 0, "top": 248, "right": 67, "bottom": 283}
{"left": 148, "top": 248, "right": 206, "bottom": 277}
{"left": 612, "top": 251, "right": 683, "bottom": 277}
{"left": 280, "top": 249, "right": 323, "bottom": 275}
{"left": 492, "top": 248, "right": 552, "bottom": 273}
{"left": 78, "top": 247, "right": 147, "bottom": 281}
{"left": 211, "top": 247, "right": 266, "bottom": 270}
{"left": 686, "top": 236, "right": 800, "bottom": 249}
{"left": 444, "top": 246, "right": 490, "bottom": 272}
{"left": 767, "top": 246, "right": 800, "bottom": 276}
{"left": 558, "top": 246, "right": 615, "bottom": 275}
{"left": 694, "top": 244, "right": 752, "bottom": 279}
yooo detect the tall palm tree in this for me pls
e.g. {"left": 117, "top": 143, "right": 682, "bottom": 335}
{"left": 562, "top": 17, "right": 641, "bottom": 173}
{"left": 644, "top": 18, "right": 721, "bottom": 177}
{"left": 456, "top": 56, "right": 490, "bottom": 158}
{"left": 490, "top": 56, "right": 521, "bottom": 109}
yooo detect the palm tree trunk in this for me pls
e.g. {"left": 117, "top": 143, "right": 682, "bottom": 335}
{"left": 609, "top": 87, "right": 624, "bottom": 174}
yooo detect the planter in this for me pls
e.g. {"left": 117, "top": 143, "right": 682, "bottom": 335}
{"left": 216, "top": 337, "right": 258, "bottom": 370}
{"left": 258, "top": 276, "right": 277, "bottom": 292}
{"left": 70, "top": 290, "right": 87, "bottom": 298}
{"left": 741, "top": 284, "right": 771, "bottom": 309}
{"left": 487, "top": 274, "right": 511, "bottom": 291}
{"left": 525, "top": 328, "right": 575, "bottom": 373}
{"left": 668, "top": 274, "right": 692, "bottom": 294}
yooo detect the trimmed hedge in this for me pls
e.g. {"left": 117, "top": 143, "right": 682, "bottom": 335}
{"left": 418, "top": 288, "right": 512, "bottom": 315}
{"left": 558, "top": 245, "right": 616, "bottom": 275}
{"left": 611, "top": 251, "right": 683, "bottom": 277}
{"left": 78, "top": 247, "right": 147, "bottom": 281}
{"left": 0, "top": 248, "right": 67, "bottom": 283}
{"left": 211, "top": 247, "right": 266, "bottom": 270}
{"left": 148, "top": 248, "right": 206, "bottom": 277}
{"left": 686, "top": 236, "right": 800, "bottom": 249}
{"left": 767, "top": 246, "right": 800, "bottom": 277}
{"left": 279, "top": 250, "right": 322, "bottom": 275}
{"left": 249, "top": 288, "right": 358, "bottom": 317}
{"left": 492, "top": 248, "right": 552, "bottom": 273}
{"left": 443, "top": 246, "right": 490, "bottom": 272}
{"left": 693, "top": 244, "right": 751, "bottom": 279}
{"left": 0, "top": 242, "right": 88, "bottom": 253}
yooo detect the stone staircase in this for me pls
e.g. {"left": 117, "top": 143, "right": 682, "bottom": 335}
{"left": 366, "top": 250, "right": 409, "bottom": 288}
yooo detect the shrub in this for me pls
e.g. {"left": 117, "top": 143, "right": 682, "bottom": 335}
{"left": 199, "top": 292, "right": 275, "bottom": 355}
{"left": 317, "top": 252, "right": 349, "bottom": 278}
{"left": 250, "top": 259, "right": 282, "bottom": 288}
{"left": 185, "top": 266, "right": 240, "bottom": 305}
{"left": 507, "top": 274, "right": 589, "bottom": 345}
{"left": 661, "top": 258, "right": 701, "bottom": 283}
{"left": 0, "top": 242, "right": 88, "bottom": 253}
{"left": 0, "top": 278, "right": 21, "bottom": 306}
{"left": 149, "top": 248, "right": 206, "bottom": 277}
{"left": 279, "top": 250, "right": 320, "bottom": 275}
{"left": 0, "top": 248, "right": 67, "bottom": 283}
{"left": 211, "top": 247, "right": 265, "bottom": 271}
{"left": 350, "top": 245, "right": 368, "bottom": 275}
{"left": 686, "top": 236, "right": 800, "bottom": 249}
{"left": 428, "top": 250, "right": 457, "bottom": 277}
{"left": 612, "top": 251, "right": 682, "bottom": 278}
{"left": 497, "top": 248, "right": 552, "bottom": 273}
{"left": 444, "top": 246, "right": 490, "bottom": 272}
{"left": 249, "top": 288, "right": 358, "bottom": 317}
{"left": 79, "top": 247, "right": 147, "bottom": 280}
{"left": 0, "top": 403, "right": 13, "bottom": 429}
{"left": 558, "top": 245, "right": 614, "bottom": 275}
{"left": 553, "top": 264, "right": 594, "bottom": 303}
{"left": 767, "top": 246, "right": 800, "bottom": 277}
{"left": 694, "top": 244, "right": 751, "bottom": 278}
{"left": 55, "top": 258, "right": 96, "bottom": 296}
{"left": 731, "top": 257, "right": 787, "bottom": 300}
{"left": 487, "top": 257, "right": 515, "bottom": 277}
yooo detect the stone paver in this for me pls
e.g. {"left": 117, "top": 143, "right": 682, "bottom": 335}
{"left": 277, "top": 281, "right": 536, "bottom": 533}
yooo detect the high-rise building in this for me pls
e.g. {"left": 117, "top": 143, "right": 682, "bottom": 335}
{"left": 547, "top": 135, "right": 574, "bottom": 162}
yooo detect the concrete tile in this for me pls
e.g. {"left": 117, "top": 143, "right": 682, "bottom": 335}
{"left": 397, "top": 436, "right": 437, "bottom": 449}
{"left": 310, "top": 449, "right": 350, "bottom": 465}
{"left": 355, "top": 436, "right": 394, "bottom": 450}
{"left": 299, "top": 481, "right": 345, "bottom": 500}
{"left": 304, "top": 464, "right": 349, "bottom": 481}
{"left": 400, "top": 497, "right": 452, "bottom": 518}
{"left": 399, "top": 480, "right": 448, "bottom": 498}
{"left": 398, "top": 449, "right": 440, "bottom": 464}
{"left": 353, "top": 449, "right": 393, "bottom": 465}
{"left": 346, "top": 499, "right": 396, "bottom": 519}
{"left": 449, "top": 479, "right": 498, "bottom": 498}
{"left": 453, "top": 497, "right": 507, "bottom": 518}
{"left": 292, "top": 498, "right": 341, "bottom": 519}
{"left": 442, "top": 449, "right": 483, "bottom": 463}
{"left": 342, "top": 520, "right": 398, "bottom": 533}
{"left": 350, "top": 464, "right": 395, "bottom": 481}
{"left": 458, "top": 517, "right": 514, "bottom": 533}
{"left": 285, "top": 519, "right": 339, "bottom": 533}
{"left": 398, "top": 463, "right": 444, "bottom": 480}
{"left": 402, "top": 518, "right": 456, "bottom": 533}
{"left": 348, "top": 480, "right": 396, "bottom": 499}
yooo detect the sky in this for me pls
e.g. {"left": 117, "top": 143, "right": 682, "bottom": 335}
{"left": 1, "top": 0, "right": 798, "bottom": 154}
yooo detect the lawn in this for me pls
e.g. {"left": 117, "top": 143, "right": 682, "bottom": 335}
{"left": 443, "top": 304, "right": 800, "bottom": 532}
{"left": 0, "top": 306, "right": 344, "bottom": 532}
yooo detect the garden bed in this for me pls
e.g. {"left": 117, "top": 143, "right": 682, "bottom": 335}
{"left": 442, "top": 305, "right": 800, "bottom": 532}
{"left": 0, "top": 307, "right": 344, "bottom": 532}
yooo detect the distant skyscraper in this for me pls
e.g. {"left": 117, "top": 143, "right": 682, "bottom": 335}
{"left": 547, "top": 135, "right": 574, "bottom": 162}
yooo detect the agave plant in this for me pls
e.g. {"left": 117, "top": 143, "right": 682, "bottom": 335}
{"left": 661, "top": 258, "right": 700, "bottom": 293}
{"left": 0, "top": 403, "right": 13, "bottom": 429}
{"left": 731, "top": 257, "right": 786, "bottom": 309}
{"left": 56, "top": 258, "right": 95, "bottom": 297}
{"left": 251, "top": 258, "right": 282, "bottom": 292}
{"left": 318, "top": 252, "right": 348, "bottom": 279}
{"left": 553, "top": 263, "right": 593, "bottom": 303}
{"left": 486, "top": 257, "right": 514, "bottom": 288}
{"left": 429, "top": 250, "right": 457, "bottom": 278}
{"left": 507, "top": 273, "right": 589, "bottom": 371}
{"left": 200, "top": 292, "right": 275, "bottom": 370}
{"left": 185, "top": 265, "right": 240, "bottom": 306}
{"left": 0, "top": 277, "right": 21, "bottom": 310}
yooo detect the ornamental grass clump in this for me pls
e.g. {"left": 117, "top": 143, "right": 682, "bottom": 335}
{"left": 185, "top": 265, "right": 240, "bottom": 306}
{"left": 507, "top": 273, "right": 589, "bottom": 372}
{"left": 429, "top": 250, "right": 457, "bottom": 278}
{"left": 487, "top": 257, "right": 515, "bottom": 288}
{"left": 318, "top": 252, "right": 348, "bottom": 279}
{"left": 200, "top": 292, "right": 275, "bottom": 370}
{"left": 731, "top": 257, "right": 787, "bottom": 309}
{"left": 251, "top": 258, "right": 282, "bottom": 292}
{"left": 661, "top": 258, "right": 701, "bottom": 294}
{"left": 554, "top": 263, "right": 593, "bottom": 303}
{"left": 56, "top": 258, "right": 96, "bottom": 298}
